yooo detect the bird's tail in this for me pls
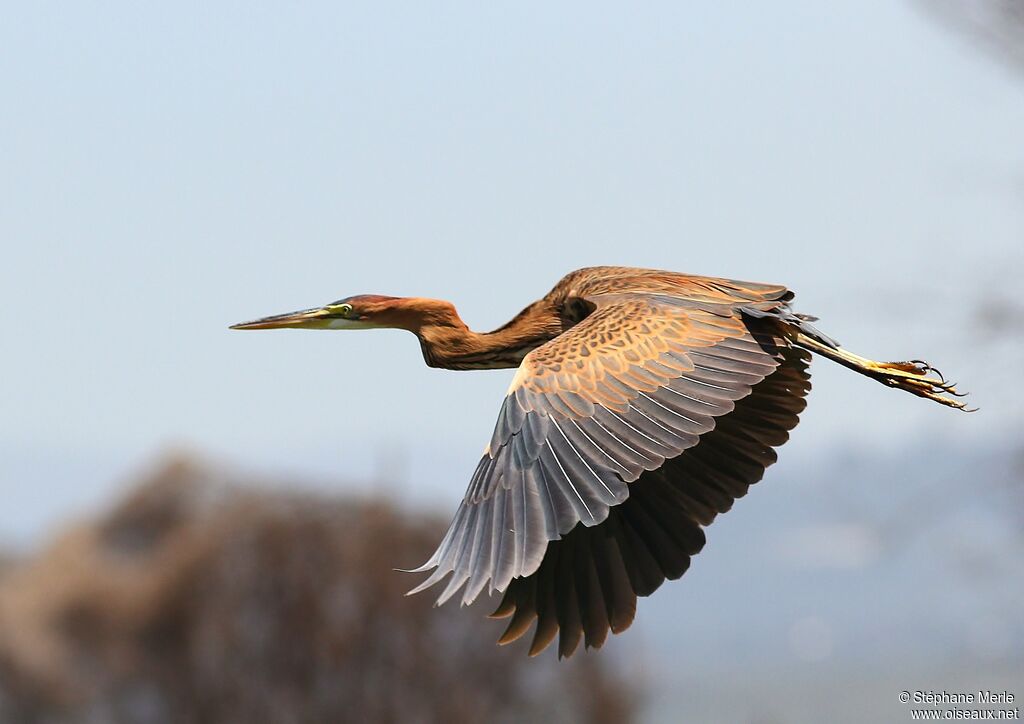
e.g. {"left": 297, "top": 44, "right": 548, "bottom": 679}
{"left": 783, "top": 325, "right": 971, "bottom": 411}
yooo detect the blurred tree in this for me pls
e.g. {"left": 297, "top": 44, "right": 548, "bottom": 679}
{"left": 917, "top": 0, "right": 1024, "bottom": 76}
{"left": 0, "top": 456, "right": 635, "bottom": 724}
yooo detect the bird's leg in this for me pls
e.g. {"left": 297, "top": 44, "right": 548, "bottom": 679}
{"left": 789, "top": 332, "right": 971, "bottom": 410}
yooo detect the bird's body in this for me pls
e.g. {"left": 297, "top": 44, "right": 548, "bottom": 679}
{"left": 232, "top": 266, "right": 967, "bottom": 658}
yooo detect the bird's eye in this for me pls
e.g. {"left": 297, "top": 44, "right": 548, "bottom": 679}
{"left": 334, "top": 303, "right": 353, "bottom": 317}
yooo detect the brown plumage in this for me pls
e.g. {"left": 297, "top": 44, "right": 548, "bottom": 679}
{"left": 232, "top": 265, "right": 968, "bottom": 658}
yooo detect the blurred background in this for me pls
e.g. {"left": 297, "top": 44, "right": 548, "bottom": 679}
{"left": 1, "top": 1, "right": 1022, "bottom": 722}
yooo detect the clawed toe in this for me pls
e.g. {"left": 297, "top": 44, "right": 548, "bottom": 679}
{"left": 868, "top": 362, "right": 971, "bottom": 410}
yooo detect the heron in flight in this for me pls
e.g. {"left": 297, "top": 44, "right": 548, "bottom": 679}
{"left": 232, "top": 266, "right": 967, "bottom": 658}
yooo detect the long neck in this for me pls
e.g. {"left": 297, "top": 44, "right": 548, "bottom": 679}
{"left": 414, "top": 299, "right": 565, "bottom": 370}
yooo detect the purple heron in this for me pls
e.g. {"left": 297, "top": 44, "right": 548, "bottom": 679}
{"left": 232, "top": 266, "right": 967, "bottom": 658}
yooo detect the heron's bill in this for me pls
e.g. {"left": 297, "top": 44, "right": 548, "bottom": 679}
{"left": 230, "top": 307, "right": 334, "bottom": 330}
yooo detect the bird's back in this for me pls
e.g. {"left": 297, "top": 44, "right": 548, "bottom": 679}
{"left": 546, "top": 266, "right": 793, "bottom": 311}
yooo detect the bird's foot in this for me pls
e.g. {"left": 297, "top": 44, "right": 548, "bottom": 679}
{"left": 788, "top": 331, "right": 973, "bottom": 411}
{"left": 851, "top": 357, "right": 972, "bottom": 410}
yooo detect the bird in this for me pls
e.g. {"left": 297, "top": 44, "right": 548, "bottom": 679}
{"left": 231, "top": 266, "right": 968, "bottom": 658}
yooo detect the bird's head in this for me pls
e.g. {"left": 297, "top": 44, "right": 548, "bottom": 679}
{"left": 230, "top": 295, "right": 460, "bottom": 333}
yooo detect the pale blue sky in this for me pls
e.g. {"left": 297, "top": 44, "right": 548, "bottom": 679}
{"left": 2, "top": 1, "right": 1022, "bottom": 545}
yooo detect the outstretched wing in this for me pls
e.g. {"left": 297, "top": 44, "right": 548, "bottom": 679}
{"left": 490, "top": 345, "right": 810, "bottom": 656}
{"left": 408, "top": 291, "right": 797, "bottom": 621}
